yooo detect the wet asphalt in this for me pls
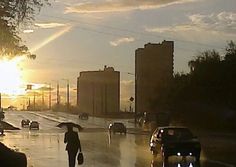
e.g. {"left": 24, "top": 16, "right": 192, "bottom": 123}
{"left": 0, "top": 111, "right": 234, "bottom": 167}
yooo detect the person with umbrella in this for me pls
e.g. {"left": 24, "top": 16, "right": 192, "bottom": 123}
{"left": 63, "top": 123, "right": 82, "bottom": 167}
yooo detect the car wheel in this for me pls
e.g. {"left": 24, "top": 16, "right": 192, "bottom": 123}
{"left": 163, "top": 156, "right": 168, "bottom": 164}
{"left": 195, "top": 155, "right": 200, "bottom": 162}
{"left": 162, "top": 152, "right": 168, "bottom": 164}
{"left": 151, "top": 149, "right": 157, "bottom": 156}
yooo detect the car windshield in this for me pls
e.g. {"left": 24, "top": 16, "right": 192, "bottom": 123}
{"left": 162, "top": 128, "right": 193, "bottom": 141}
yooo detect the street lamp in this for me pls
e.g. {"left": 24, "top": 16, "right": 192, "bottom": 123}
{"left": 62, "top": 79, "right": 70, "bottom": 110}
{"left": 127, "top": 72, "right": 137, "bottom": 124}
{"left": 45, "top": 83, "right": 52, "bottom": 110}
{"left": 26, "top": 84, "right": 36, "bottom": 111}
{"left": 52, "top": 80, "right": 60, "bottom": 107}
{"left": 49, "top": 83, "right": 52, "bottom": 110}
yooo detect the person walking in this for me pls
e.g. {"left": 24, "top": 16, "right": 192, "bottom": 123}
{"left": 64, "top": 125, "right": 81, "bottom": 167}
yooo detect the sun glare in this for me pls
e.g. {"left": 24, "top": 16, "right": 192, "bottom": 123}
{"left": 0, "top": 57, "right": 25, "bottom": 96}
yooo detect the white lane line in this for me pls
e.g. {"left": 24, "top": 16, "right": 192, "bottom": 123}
{"left": 208, "top": 159, "right": 235, "bottom": 167}
{"left": 29, "top": 112, "right": 61, "bottom": 123}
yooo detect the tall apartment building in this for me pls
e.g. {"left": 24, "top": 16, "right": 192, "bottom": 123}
{"left": 77, "top": 66, "right": 120, "bottom": 115}
{"left": 135, "top": 41, "right": 174, "bottom": 114}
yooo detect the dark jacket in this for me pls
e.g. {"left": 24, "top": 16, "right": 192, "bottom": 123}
{"left": 64, "top": 131, "right": 81, "bottom": 152}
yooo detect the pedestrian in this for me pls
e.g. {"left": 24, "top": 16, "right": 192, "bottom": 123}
{"left": 64, "top": 125, "right": 81, "bottom": 167}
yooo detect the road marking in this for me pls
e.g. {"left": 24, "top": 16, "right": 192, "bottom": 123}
{"left": 208, "top": 159, "right": 235, "bottom": 167}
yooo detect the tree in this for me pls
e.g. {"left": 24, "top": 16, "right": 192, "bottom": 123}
{"left": 225, "top": 40, "right": 236, "bottom": 61}
{"left": 188, "top": 50, "right": 221, "bottom": 73}
{"left": 224, "top": 41, "right": 236, "bottom": 109}
{"left": 0, "top": 0, "right": 49, "bottom": 58}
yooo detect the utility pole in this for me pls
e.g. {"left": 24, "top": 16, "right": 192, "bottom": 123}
{"left": 28, "top": 98, "right": 31, "bottom": 109}
{"left": 67, "top": 80, "right": 69, "bottom": 110}
{"left": 42, "top": 89, "right": 44, "bottom": 110}
{"left": 127, "top": 72, "right": 136, "bottom": 124}
{"left": 62, "top": 79, "right": 70, "bottom": 110}
{"left": 33, "top": 91, "right": 36, "bottom": 111}
{"left": 57, "top": 82, "right": 60, "bottom": 106}
{"left": 49, "top": 83, "right": 51, "bottom": 110}
{"left": 92, "top": 83, "right": 94, "bottom": 116}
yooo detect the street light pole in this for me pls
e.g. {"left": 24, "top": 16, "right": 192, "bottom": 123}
{"left": 127, "top": 72, "right": 136, "bottom": 124}
{"left": 67, "top": 80, "right": 69, "bottom": 110}
{"left": 33, "top": 91, "right": 36, "bottom": 111}
{"left": 42, "top": 89, "right": 44, "bottom": 110}
{"left": 57, "top": 81, "right": 60, "bottom": 106}
{"left": 62, "top": 79, "right": 70, "bottom": 111}
{"left": 49, "top": 83, "right": 51, "bottom": 110}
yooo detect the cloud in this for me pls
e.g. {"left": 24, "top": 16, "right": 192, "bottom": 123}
{"left": 65, "top": 0, "right": 196, "bottom": 14}
{"left": 145, "top": 12, "right": 236, "bottom": 35}
{"left": 110, "top": 37, "right": 135, "bottom": 46}
{"left": 30, "top": 26, "right": 72, "bottom": 53}
{"left": 35, "top": 22, "right": 67, "bottom": 29}
{"left": 23, "top": 29, "right": 34, "bottom": 33}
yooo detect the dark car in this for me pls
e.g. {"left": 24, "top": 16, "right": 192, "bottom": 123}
{"left": 150, "top": 126, "right": 201, "bottom": 163}
{"left": 109, "top": 122, "right": 127, "bottom": 134}
{"left": 21, "top": 119, "right": 30, "bottom": 127}
{"left": 29, "top": 121, "right": 39, "bottom": 130}
{"left": 0, "top": 111, "right": 5, "bottom": 121}
{"left": 0, "top": 123, "right": 4, "bottom": 135}
{"left": 79, "top": 113, "right": 89, "bottom": 120}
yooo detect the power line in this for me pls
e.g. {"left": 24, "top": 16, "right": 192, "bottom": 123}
{"left": 36, "top": 15, "right": 209, "bottom": 53}
{"left": 39, "top": 14, "right": 225, "bottom": 50}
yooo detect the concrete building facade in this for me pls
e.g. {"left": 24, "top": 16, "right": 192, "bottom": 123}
{"left": 77, "top": 66, "right": 120, "bottom": 115}
{"left": 135, "top": 41, "right": 174, "bottom": 114}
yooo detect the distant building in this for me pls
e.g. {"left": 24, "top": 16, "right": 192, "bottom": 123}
{"left": 135, "top": 41, "right": 174, "bottom": 114}
{"left": 77, "top": 66, "right": 120, "bottom": 115}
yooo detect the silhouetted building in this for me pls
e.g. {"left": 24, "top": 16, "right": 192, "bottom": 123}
{"left": 135, "top": 41, "right": 174, "bottom": 114}
{"left": 77, "top": 66, "right": 120, "bottom": 115}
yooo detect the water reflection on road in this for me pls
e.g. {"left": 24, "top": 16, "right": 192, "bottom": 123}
{"left": 0, "top": 111, "right": 230, "bottom": 167}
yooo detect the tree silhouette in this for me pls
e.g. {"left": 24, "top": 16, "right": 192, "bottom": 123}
{"left": 0, "top": 0, "right": 49, "bottom": 58}
{"left": 150, "top": 41, "right": 236, "bottom": 130}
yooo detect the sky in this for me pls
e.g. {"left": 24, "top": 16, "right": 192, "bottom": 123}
{"left": 2, "top": 0, "right": 236, "bottom": 109}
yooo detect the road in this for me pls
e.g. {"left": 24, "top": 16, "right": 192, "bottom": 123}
{"left": 0, "top": 111, "right": 235, "bottom": 167}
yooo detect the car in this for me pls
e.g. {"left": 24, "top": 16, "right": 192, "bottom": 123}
{"left": 0, "top": 123, "right": 4, "bottom": 136}
{"left": 21, "top": 119, "right": 30, "bottom": 127}
{"left": 150, "top": 126, "right": 201, "bottom": 163}
{"left": 29, "top": 121, "right": 39, "bottom": 130}
{"left": 0, "top": 111, "right": 5, "bottom": 121}
{"left": 79, "top": 113, "right": 89, "bottom": 120}
{"left": 108, "top": 122, "right": 127, "bottom": 134}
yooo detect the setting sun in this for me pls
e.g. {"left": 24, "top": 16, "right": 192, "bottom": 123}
{"left": 0, "top": 57, "right": 25, "bottom": 96}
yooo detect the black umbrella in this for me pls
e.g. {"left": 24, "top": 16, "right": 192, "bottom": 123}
{"left": 0, "top": 121, "right": 20, "bottom": 130}
{"left": 56, "top": 122, "right": 83, "bottom": 131}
